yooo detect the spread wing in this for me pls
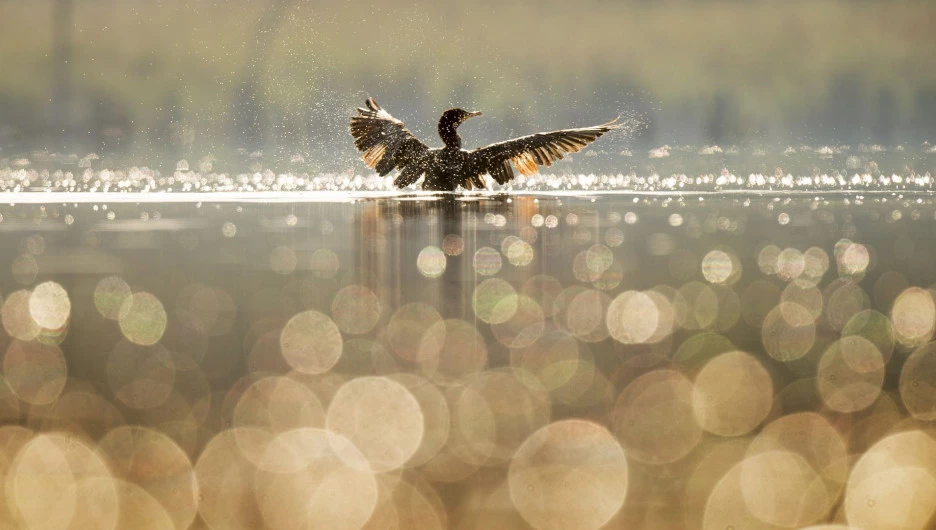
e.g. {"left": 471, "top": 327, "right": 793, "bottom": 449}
{"left": 466, "top": 119, "right": 620, "bottom": 187}
{"left": 350, "top": 98, "right": 429, "bottom": 187}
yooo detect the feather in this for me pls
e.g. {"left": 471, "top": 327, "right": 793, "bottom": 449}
{"left": 468, "top": 119, "right": 619, "bottom": 184}
{"left": 349, "top": 98, "right": 429, "bottom": 179}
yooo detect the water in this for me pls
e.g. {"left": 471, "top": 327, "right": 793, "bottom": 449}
{"left": 3, "top": 142, "right": 935, "bottom": 193}
{"left": 1, "top": 147, "right": 936, "bottom": 528}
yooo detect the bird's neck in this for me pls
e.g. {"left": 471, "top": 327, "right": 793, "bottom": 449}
{"left": 438, "top": 122, "right": 462, "bottom": 149}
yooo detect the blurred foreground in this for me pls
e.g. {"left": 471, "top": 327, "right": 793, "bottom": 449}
{"left": 0, "top": 193, "right": 935, "bottom": 528}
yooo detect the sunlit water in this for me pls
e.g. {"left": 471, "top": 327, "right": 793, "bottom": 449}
{"left": 2, "top": 143, "right": 934, "bottom": 194}
{"left": 0, "top": 146, "right": 936, "bottom": 529}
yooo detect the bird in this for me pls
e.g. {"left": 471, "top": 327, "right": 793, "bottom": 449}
{"left": 350, "top": 98, "right": 620, "bottom": 191}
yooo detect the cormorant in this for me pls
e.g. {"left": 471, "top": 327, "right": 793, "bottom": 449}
{"left": 350, "top": 98, "right": 619, "bottom": 191}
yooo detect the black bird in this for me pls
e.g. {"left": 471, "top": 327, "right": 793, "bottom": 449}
{"left": 350, "top": 98, "right": 619, "bottom": 191}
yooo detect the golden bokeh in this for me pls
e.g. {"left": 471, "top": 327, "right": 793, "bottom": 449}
{"left": 221, "top": 221, "right": 237, "bottom": 237}
{"left": 891, "top": 286, "right": 936, "bottom": 348}
{"left": 683, "top": 438, "right": 750, "bottom": 528}
{"left": 747, "top": 412, "right": 848, "bottom": 524}
{"left": 28, "top": 281, "right": 70, "bottom": 330}
{"left": 510, "top": 327, "right": 580, "bottom": 393}
{"left": 309, "top": 248, "right": 341, "bottom": 279}
{"left": 37, "top": 389, "right": 123, "bottom": 441}
{"left": 900, "top": 342, "right": 936, "bottom": 421}
{"left": 471, "top": 278, "right": 518, "bottom": 325}
{"left": 194, "top": 428, "right": 269, "bottom": 530}
{"left": 442, "top": 234, "right": 464, "bottom": 256}
{"left": 758, "top": 244, "right": 782, "bottom": 275}
{"left": 565, "top": 289, "right": 611, "bottom": 342}
{"left": 0, "top": 380, "right": 21, "bottom": 426}
{"left": 701, "top": 249, "right": 741, "bottom": 285}
{"left": 762, "top": 302, "right": 816, "bottom": 362}
{"left": 387, "top": 302, "right": 443, "bottom": 364}
{"left": 506, "top": 238, "right": 534, "bottom": 268}
{"left": 331, "top": 284, "right": 381, "bottom": 335}
{"left": 836, "top": 240, "right": 871, "bottom": 278}
{"left": 1, "top": 290, "right": 40, "bottom": 341}
{"left": 326, "top": 376, "right": 425, "bottom": 472}
{"left": 418, "top": 319, "right": 488, "bottom": 384}
{"left": 269, "top": 245, "right": 298, "bottom": 275}
{"left": 817, "top": 336, "right": 886, "bottom": 413}
{"left": 417, "top": 245, "right": 447, "bottom": 278}
{"left": 0, "top": 198, "right": 931, "bottom": 529}
{"left": 845, "top": 431, "right": 936, "bottom": 530}
{"left": 825, "top": 280, "right": 871, "bottom": 332}
{"left": 118, "top": 292, "right": 168, "bottom": 346}
{"left": 255, "top": 428, "right": 378, "bottom": 529}
{"left": 3, "top": 340, "right": 67, "bottom": 405}
{"left": 703, "top": 457, "right": 784, "bottom": 530}
{"left": 365, "top": 475, "right": 447, "bottom": 530}
{"left": 472, "top": 246, "right": 503, "bottom": 276}
{"left": 491, "top": 294, "right": 545, "bottom": 349}
{"left": 777, "top": 247, "right": 806, "bottom": 281}
{"left": 592, "top": 259, "right": 625, "bottom": 291}
{"left": 521, "top": 275, "right": 563, "bottom": 319}
{"left": 112, "top": 478, "right": 176, "bottom": 530}
{"left": 385, "top": 373, "right": 450, "bottom": 468}
{"left": 451, "top": 369, "right": 550, "bottom": 467}
{"left": 842, "top": 309, "right": 896, "bottom": 363}
{"left": 782, "top": 279, "right": 825, "bottom": 320}
{"left": 97, "top": 426, "right": 198, "bottom": 530}
{"left": 585, "top": 244, "right": 614, "bottom": 276}
{"left": 679, "top": 281, "right": 720, "bottom": 330}
{"left": 93, "top": 276, "right": 132, "bottom": 320}
{"left": 846, "top": 466, "right": 936, "bottom": 530}
{"left": 279, "top": 310, "right": 343, "bottom": 374}
{"left": 693, "top": 351, "right": 773, "bottom": 436}
{"left": 10, "top": 433, "right": 116, "bottom": 530}
{"left": 611, "top": 369, "right": 702, "bottom": 464}
{"left": 607, "top": 290, "right": 665, "bottom": 344}
{"left": 509, "top": 419, "right": 628, "bottom": 530}
{"left": 803, "top": 247, "right": 832, "bottom": 284}
{"left": 738, "top": 450, "right": 830, "bottom": 527}
{"left": 233, "top": 375, "right": 326, "bottom": 441}
{"left": 500, "top": 235, "right": 522, "bottom": 258}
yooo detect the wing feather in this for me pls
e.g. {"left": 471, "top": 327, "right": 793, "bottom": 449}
{"left": 349, "top": 98, "right": 429, "bottom": 183}
{"left": 393, "top": 164, "right": 423, "bottom": 188}
{"left": 467, "top": 119, "right": 619, "bottom": 185}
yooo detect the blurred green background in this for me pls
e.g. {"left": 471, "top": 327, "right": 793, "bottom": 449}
{"left": 1, "top": 0, "right": 934, "bottom": 165}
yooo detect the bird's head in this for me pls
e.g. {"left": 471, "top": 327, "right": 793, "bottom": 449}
{"left": 440, "top": 108, "right": 482, "bottom": 128}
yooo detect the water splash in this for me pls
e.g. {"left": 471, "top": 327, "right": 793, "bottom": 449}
{"left": 1, "top": 144, "right": 933, "bottom": 195}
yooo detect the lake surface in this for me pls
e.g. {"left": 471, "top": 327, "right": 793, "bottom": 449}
{"left": 0, "top": 147, "right": 935, "bottom": 529}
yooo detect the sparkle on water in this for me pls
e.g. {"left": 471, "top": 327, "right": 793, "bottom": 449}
{"left": 0, "top": 142, "right": 934, "bottom": 195}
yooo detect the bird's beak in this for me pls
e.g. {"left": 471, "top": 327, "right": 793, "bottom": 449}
{"left": 467, "top": 111, "right": 482, "bottom": 118}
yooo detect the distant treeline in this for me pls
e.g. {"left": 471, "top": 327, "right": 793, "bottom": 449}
{"left": 0, "top": 0, "right": 934, "bottom": 164}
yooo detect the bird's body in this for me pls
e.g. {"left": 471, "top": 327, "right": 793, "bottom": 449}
{"left": 423, "top": 148, "right": 471, "bottom": 191}
{"left": 350, "top": 98, "right": 619, "bottom": 191}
